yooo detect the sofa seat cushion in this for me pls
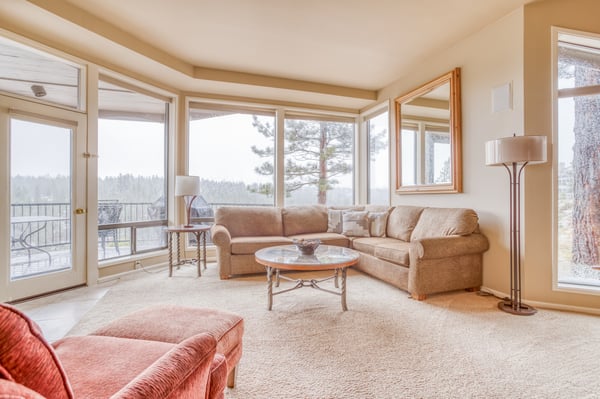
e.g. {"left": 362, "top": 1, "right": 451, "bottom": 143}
{"left": 230, "top": 236, "right": 292, "bottom": 255}
{"left": 282, "top": 205, "right": 328, "bottom": 236}
{"left": 411, "top": 208, "right": 479, "bottom": 240}
{"left": 373, "top": 241, "right": 412, "bottom": 266}
{"left": 289, "top": 233, "right": 349, "bottom": 248}
{"left": 215, "top": 206, "right": 283, "bottom": 237}
{"left": 351, "top": 237, "right": 395, "bottom": 256}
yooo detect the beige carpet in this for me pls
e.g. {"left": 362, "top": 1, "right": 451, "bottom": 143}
{"left": 69, "top": 264, "right": 600, "bottom": 399}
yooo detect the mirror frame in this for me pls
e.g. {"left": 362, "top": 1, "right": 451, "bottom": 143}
{"left": 394, "top": 68, "right": 462, "bottom": 193}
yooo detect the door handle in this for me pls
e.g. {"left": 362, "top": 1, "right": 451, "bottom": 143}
{"left": 75, "top": 208, "right": 87, "bottom": 215}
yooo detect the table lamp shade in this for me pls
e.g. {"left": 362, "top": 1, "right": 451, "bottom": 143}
{"left": 175, "top": 176, "right": 201, "bottom": 197}
{"left": 485, "top": 135, "right": 547, "bottom": 166}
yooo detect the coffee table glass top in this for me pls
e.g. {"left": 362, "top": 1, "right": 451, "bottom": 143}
{"left": 255, "top": 245, "right": 359, "bottom": 269}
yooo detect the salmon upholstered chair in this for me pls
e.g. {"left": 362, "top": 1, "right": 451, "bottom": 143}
{"left": 0, "top": 303, "right": 218, "bottom": 398}
{"left": 91, "top": 305, "right": 244, "bottom": 399}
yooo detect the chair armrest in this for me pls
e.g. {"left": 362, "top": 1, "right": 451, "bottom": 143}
{"left": 211, "top": 224, "right": 231, "bottom": 247}
{"left": 412, "top": 234, "right": 489, "bottom": 260}
{"left": 110, "top": 333, "right": 217, "bottom": 399}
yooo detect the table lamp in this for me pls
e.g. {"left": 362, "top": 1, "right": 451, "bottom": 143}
{"left": 485, "top": 134, "right": 547, "bottom": 315}
{"left": 175, "top": 175, "right": 201, "bottom": 228}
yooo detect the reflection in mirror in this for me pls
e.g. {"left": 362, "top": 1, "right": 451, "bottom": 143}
{"left": 395, "top": 68, "right": 461, "bottom": 193}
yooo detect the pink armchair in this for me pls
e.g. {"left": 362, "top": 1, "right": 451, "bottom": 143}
{"left": 0, "top": 303, "right": 217, "bottom": 398}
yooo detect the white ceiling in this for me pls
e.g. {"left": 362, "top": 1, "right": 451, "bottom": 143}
{"left": 1, "top": 0, "right": 535, "bottom": 110}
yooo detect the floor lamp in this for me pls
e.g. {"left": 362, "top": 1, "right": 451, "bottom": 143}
{"left": 175, "top": 175, "right": 201, "bottom": 228}
{"left": 485, "top": 135, "right": 547, "bottom": 316}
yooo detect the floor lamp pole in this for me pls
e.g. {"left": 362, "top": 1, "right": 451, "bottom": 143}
{"left": 498, "top": 161, "right": 537, "bottom": 316}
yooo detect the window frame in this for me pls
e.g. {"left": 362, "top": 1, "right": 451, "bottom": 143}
{"left": 551, "top": 26, "right": 600, "bottom": 296}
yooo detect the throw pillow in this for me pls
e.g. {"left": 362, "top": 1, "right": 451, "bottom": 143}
{"left": 368, "top": 211, "right": 389, "bottom": 237}
{"left": 342, "top": 211, "right": 370, "bottom": 237}
{"left": 327, "top": 210, "right": 344, "bottom": 233}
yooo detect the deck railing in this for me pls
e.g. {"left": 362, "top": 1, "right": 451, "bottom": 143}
{"left": 10, "top": 201, "right": 271, "bottom": 262}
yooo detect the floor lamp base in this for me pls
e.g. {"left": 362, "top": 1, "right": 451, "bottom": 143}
{"left": 498, "top": 300, "right": 537, "bottom": 316}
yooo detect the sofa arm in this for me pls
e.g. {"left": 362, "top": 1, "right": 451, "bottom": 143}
{"left": 211, "top": 224, "right": 231, "bottom": 247}
{"left": 412, "top": 233, "right": 489, "bottom": 260}
{"left": 111, "top": 333, "right": 217, "bottom": 399}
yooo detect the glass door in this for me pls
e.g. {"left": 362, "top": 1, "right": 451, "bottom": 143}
{"left": 0, "top": 96, "right": 86, "bottom": 302}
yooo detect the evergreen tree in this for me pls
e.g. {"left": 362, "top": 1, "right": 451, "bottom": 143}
{"left": 250, "top": 116, "right": 356, "bottom": 204}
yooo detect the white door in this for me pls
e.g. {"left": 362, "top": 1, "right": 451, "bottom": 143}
{"left": 0, "top": 96, "right": 87, "bottom": 302}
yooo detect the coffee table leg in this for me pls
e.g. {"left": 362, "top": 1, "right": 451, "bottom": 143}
{"left": 341, "top": 267, "right": 348, "bottom": 311}
{"left": 266, "top": 266, "right": 274, "bottom": 311}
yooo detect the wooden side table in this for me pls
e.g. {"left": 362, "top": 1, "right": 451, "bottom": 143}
{"left": 166, "top": 225, "right": 211, "bottom": 277}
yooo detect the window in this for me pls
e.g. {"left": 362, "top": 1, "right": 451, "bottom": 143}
{"left": 188, "top": 104, "right": 276, "bottom": 209}
{"left": 283, "top": 114, "right": 354, "bottom": 206}
{"left": 0, "top": 36, "right": 82, "bottom": 109}
{"left": 366, "top": 110, "right": 389, "bottom": 204}
{"left": 188, "top": 102, "right": 358, "bottom": 209}
{"left": 97, "top": 77, "right": 169, "bottom": 260}
{"left": 555, "top": 31, "right": 600, "bottom": 289}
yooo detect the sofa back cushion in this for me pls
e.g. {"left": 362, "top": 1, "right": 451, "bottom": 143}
{"left": 410, "top": 207, "right": 479, "bottom": 241}
{"left": 386, "top": 206, "right": 425, "bottom": 241}
{"left": 0, "top": 304, "right": 73, "bottom": 399}
{"left": 283, "top": 205, "right": 328, "bottom": 236}
{"left": 215, "top": 206, "right": 283, "bottom": 237}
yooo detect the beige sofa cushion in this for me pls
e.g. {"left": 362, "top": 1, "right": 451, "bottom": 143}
{"left": 230, "top": 236, "right": 292, "bottom": 255}
{"left": 373, "top": 241, "right": 412, "bottom": 266}
{"left": 282, "top": 205, "right": 328, "bottom": 236}
{"left": 411, "top": 208, "right": 479, "bottom": 241}
{"left": 386, "top": 206, "right": 425, "bottom": 241}
{"left": 215, "top": 206, "right": 283, "bottom": 237}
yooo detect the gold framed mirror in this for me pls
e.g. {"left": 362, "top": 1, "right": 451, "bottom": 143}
{"left": 394, "top": 68, "right": 462, "bottom": 193}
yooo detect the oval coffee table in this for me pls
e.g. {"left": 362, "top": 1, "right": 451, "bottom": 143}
{"left": 255, "top": 245, "right": 359, "bottom": 311}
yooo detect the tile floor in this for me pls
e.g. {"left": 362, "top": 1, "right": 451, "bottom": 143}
{"left": 12, "top": 282, "right": 114, "bottom": 342}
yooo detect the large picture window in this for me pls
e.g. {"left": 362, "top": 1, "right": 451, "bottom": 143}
{"left": 283, "top": 114, "right": 354, "bottom": 206}
{"left": 188, "top": 102, "right": 358, "bottom": 209}
{"left": 188, "top": 104, "right": 276, "bottom": 209}
{"left": 97, "top": 77, "right": 169, "bottom": 260}
{"left": 556, "top": 31, "right": 600, "bottom": 289}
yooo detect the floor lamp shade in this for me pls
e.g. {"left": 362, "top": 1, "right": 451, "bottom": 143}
{"left": 485, "top": 135, "right": 547, "bottom": 165}
{"left": 175, "top": 176, "right": 201, "bottom": 227}
{"left": 484, "top": 135, "right": 547, "bottom": 316}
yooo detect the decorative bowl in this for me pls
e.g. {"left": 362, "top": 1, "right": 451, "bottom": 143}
{"left": 293, "top": 239, "right": 321, "bottom": 255}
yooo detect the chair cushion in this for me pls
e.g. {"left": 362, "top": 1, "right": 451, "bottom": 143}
{"left": 0, "top": 304, "right": 73, "bottom": 399}
{"left": 0, "top": 379, "right": 45, "bottom": 399}
{"left": 53, "top": 334, "right": 213, "bottom": 399}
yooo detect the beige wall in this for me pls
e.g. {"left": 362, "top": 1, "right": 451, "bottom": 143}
{"left": 380, "top": 0, "right": 600, "bottom": 311}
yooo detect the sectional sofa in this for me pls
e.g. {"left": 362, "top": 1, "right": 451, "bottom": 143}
{"left": 211, "top": 204, "right": 489, "bottom": 300}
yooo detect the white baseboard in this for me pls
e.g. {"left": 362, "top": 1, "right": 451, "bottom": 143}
{"left": 97, "top": 262, "right": 168, "bottom": 284}
{"left": 481, "top": 286, "right": 600, "bottom": 316}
